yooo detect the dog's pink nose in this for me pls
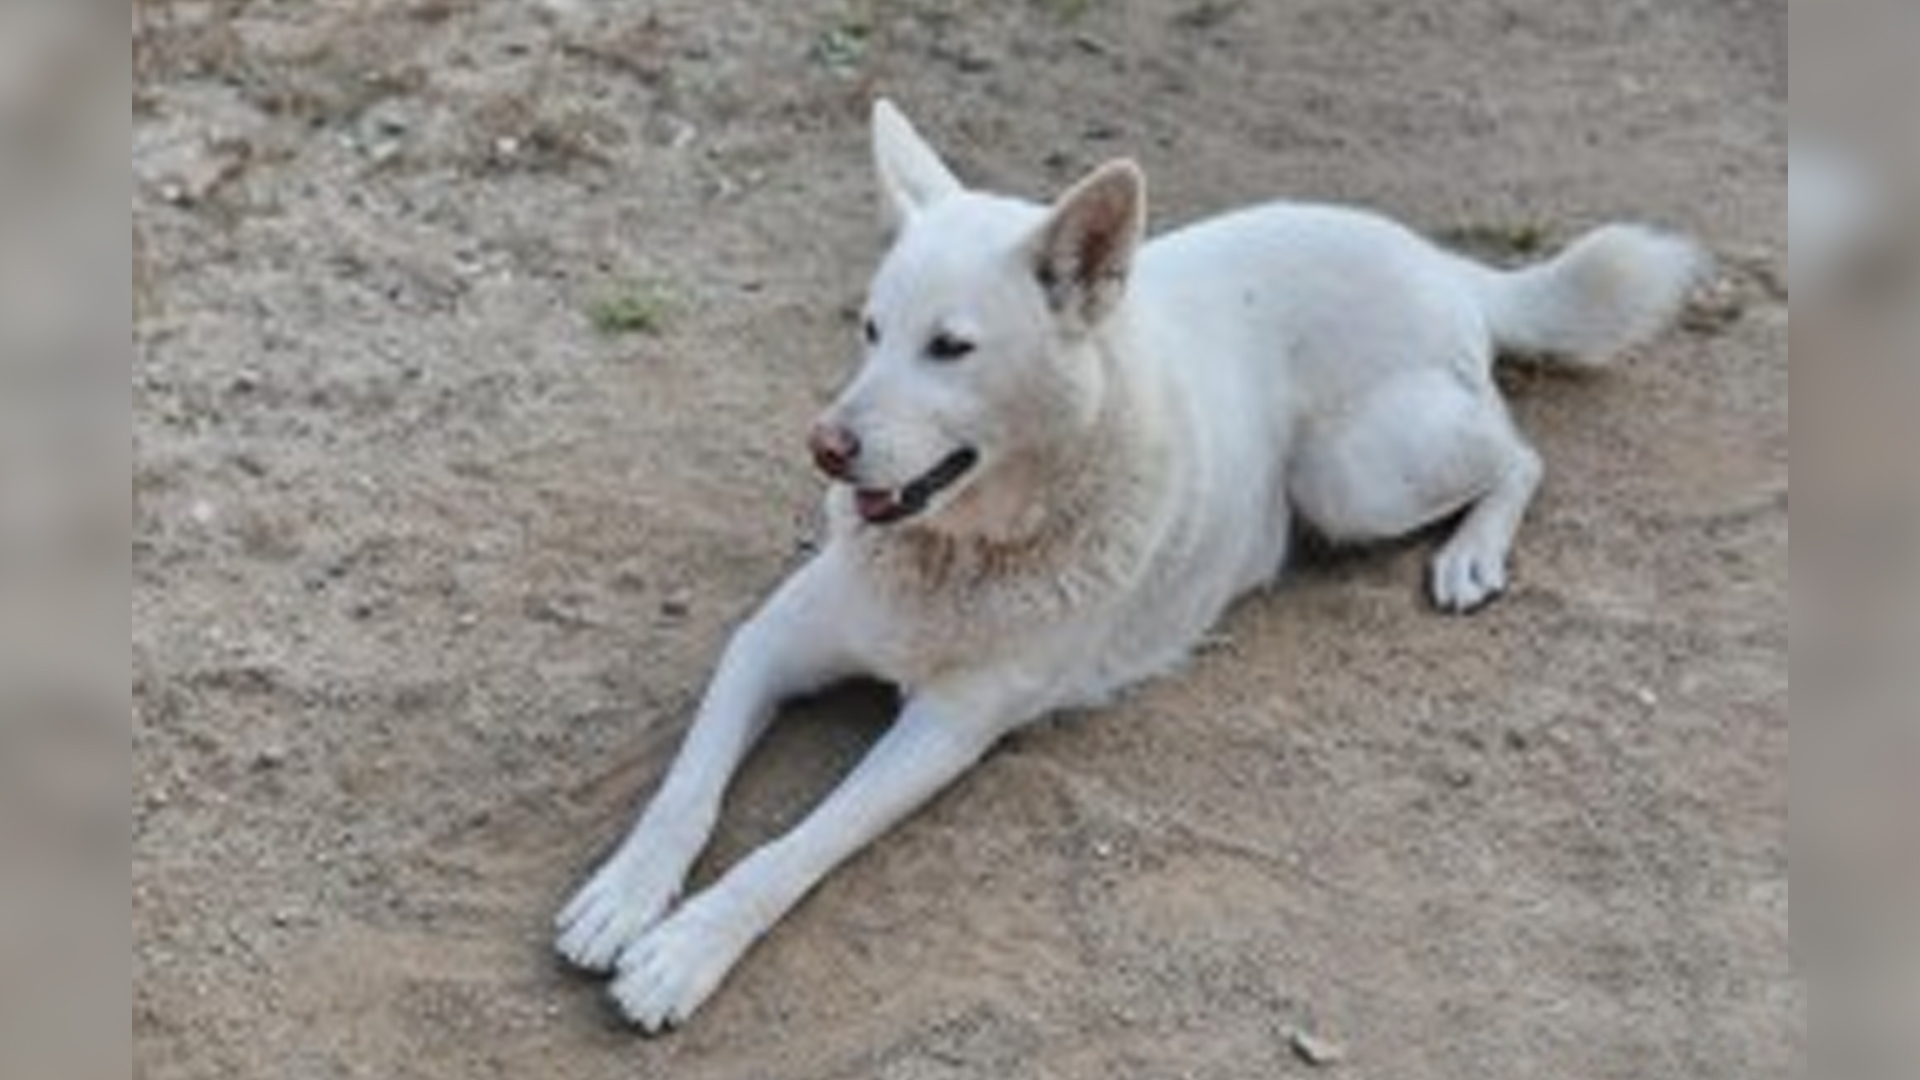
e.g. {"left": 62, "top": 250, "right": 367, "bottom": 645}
{"left": 808, "top": 422, "right": 861, "bottom": 479}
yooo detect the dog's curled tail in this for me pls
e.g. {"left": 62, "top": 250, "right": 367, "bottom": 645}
{"left": 1466, "top": 224, "right": 1710, "bottom": 365}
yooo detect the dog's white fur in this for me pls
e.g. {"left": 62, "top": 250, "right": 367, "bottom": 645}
{"left": 556, "top": 101, "right": 1706, "bottom": 1030}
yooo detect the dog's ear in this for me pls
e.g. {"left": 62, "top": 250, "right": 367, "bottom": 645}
{"left": 873, "top": 99, "right": 963, "bottom": 232}
{"left": 1029, "top": 159, "right": 1147, "bottom": 327}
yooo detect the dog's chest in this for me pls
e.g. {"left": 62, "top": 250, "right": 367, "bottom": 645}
{"left": 846, "top": 492, "right": 1283, "bottom": 707}
{"left": 853, "top": 552, "right": 1076, "bottom": 689}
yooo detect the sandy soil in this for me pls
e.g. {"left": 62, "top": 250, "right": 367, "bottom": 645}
{"left": 133, "top": 1, "right": 1789, "bottom": 1077}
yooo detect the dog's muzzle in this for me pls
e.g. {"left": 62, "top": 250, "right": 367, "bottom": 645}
{"left": 853, "top": 447, "right": 980, "bottom": 526}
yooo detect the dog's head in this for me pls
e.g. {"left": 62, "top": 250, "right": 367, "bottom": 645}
{"left": 809, "top": 100, "right": 1147, "bottom": 536}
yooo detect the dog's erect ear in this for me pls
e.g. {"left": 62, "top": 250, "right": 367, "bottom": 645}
{"left": 1029, "top": 159, "right": 1147, "bottom": 326}
{"left": 873, "top": 99, "right": 963, "bottom": 232}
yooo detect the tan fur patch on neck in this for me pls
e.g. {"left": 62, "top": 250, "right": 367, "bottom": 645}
{"left": 846, "top": 355, "right": 1173, "bottom": 676}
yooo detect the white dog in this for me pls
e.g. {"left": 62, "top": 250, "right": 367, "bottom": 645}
{"left": 556, "top": 100, "right": 1705, "bottom": 1031}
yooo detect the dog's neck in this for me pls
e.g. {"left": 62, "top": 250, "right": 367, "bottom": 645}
{"left": 918, "top": 448, "right": 1070, "bottom": 545}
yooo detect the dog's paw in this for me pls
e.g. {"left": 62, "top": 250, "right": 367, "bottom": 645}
{"left": 609, "top": 897, "right": 756, "bottom": 1034}
{"left": 1431, "top": 536, "right": 1508, "bottom": 613}
{"left": 555, "top": 852, "right": 683, "bottom": 973}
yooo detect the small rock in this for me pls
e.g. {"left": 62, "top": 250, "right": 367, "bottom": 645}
{"left": 659, "top": 595, "right": 691, "bottom": 620}
{"left": 528, "top": 595, "right": 594, "bottom": 628}
{"left": 189, "top": 499, "right": 217, "bottom": 526}
{"left": 1197, "top": 632, "right": 1237, "bottom": 655}
{"left": 663, "top": 116, "right": 698, "bottom": 150}
{"left": 932, "top": 43, "right": 995, "bottom": 73}
{"left": 367, "top": 139, "right": 404, "bottom": 166}
{"left": 1288, "top": 1028, "right": 1346, "bottom": 1067}
{"left": 253, "top": 745, "right": 288, "bottom": 771}
{"left": 1681, "top": 278, "right": 1746, "bottom": 335}
{"left": 142, "top": 136, "right": 250, "bottom": 206}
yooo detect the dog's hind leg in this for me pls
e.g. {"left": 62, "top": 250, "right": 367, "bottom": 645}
{"left": 1289, "top": 367, "right": 1542, "bottom": 612}
{"left": 1427, "top": 429, "right": 1542, "bottom": 613}
{"left": 556, "top": 554, "right": 859, "bottom": 972}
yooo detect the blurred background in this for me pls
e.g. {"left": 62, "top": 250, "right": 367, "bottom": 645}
{"left": 1792, "top": 3, "right": 1920, "bottom": 1079}
{"left": 2, "top": 3, "right": 127, "bottom": 1080}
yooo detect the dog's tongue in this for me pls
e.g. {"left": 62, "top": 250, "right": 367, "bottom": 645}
{"left": 855, "top": 488, "right": 902, "bottom": 523}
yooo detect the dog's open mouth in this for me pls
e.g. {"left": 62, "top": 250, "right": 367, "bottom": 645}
{"left": 854, "top": 447, "right": 980, "bottom": 526}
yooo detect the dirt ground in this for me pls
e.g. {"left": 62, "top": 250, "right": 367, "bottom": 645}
{"left": 132, "top": 1, "right": 1789, "bottom": 1077}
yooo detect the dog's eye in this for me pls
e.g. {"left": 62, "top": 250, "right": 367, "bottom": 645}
{"left": 926, "top": 332, "right": 976, "bottom": 362}
{"left": 862, "top": 317, "right": 880, "bottom": 346}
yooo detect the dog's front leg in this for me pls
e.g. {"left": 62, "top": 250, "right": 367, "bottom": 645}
{"left": 606, "top": 678, "right": 1023, "bottom": 1032}
{"left": 556, "top": 554, "right": 859, "bottom": 971}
